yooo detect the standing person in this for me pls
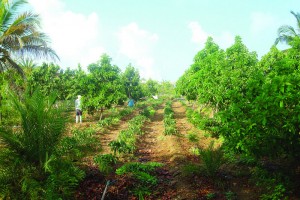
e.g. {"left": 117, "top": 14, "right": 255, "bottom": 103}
{"left": 75, "top": 95, "right": 82, "bottom": 123}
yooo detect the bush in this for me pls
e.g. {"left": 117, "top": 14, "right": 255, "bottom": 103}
{"left": 94, "top": 154, "right": 117, "bottom": 174}
{"left": 57, "top": 127, "right": 99, "bottom": 161}
{"left": 187, "top": 132, "right": 199, "bottom": 142}
{"left": 199, "top": 142, "right": 224, "bottom": 178}
{"left": 251, "top": 166, "right": 290, "bottom": 200}
{"left": 116, "top": 162, "right": 163, "bottom": 199}
{"left": 0, "top": 89, "right": 84, "bottom": 199}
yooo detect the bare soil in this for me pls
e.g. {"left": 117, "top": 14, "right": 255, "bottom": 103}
{"left": 75, "top": 101, "right": 260, "bottom": 200}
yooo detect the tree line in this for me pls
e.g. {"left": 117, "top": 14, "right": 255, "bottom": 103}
{"left": 176, "top": 11, "right": 300, "bottom": 162}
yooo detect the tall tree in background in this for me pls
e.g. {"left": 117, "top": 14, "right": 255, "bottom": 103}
{"left": 86, "top": 54, "right": 126, "bottom": 120}
{"left": 122, "top": 64, "right": 143, "bottom": 100}
{"left": 144, "top": 79, "right": 158, "bottom": 97}
{"left": 0, "top": 0, "right": 58, "bottom": 76}
{"left": 275, "top": 11, "right": 300, "bottom": 45}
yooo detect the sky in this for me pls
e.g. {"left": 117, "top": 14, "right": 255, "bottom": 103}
{"left": 27, "top": 0, "right": 299, "bottom": 82}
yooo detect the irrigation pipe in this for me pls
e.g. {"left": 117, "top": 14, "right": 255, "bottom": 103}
{"left": 101, "top": 180, "right": 111, "bottom": 200}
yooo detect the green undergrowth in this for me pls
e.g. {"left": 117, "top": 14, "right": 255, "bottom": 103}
{"left": 116, "top": 162, "right": 163, "bottom": 199}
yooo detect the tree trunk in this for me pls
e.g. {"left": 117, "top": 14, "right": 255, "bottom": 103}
{"left": 0, "top": 93, "right": 2, "bottom": 124}
{"left": 99, "top": 107, "right": 104, "bottom": 121}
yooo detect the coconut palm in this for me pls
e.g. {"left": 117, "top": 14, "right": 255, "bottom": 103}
{"left": 0, "top": 0, "right": 59, "bottom": 77}
{"left": 275, "top": 11, "right": 300, "bottom": 45}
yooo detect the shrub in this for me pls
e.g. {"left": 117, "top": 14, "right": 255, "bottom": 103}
{"left": 116, "top": 162, "right": 163, "bottom": 199}
{"left": 56, "top": 127, "right": 98, "bottom": 161}
{"left": 94, "top": 154, "right": 117, "bottom": 174}
{"left": 187, "top": 132, "right": 199, "bottom": 143}
{"left": 251, "top": 166, "right": 290, "bottom": 200}
{"left": 0, "top": 89, "right": 84, "bottom": 199}
{"left": 199, "top": 142, "right": 224, "bottom": 178}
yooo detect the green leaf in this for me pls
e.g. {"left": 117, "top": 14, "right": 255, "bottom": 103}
{"left": 280, "top": 100, "right": 284, "bottom": 108}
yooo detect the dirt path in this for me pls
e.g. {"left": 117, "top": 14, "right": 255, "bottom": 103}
{"left": 135, "top": 101, "right": 202, "bottom": 199}
{"left": 76, "top": 102, "right": 263, "bottom": 199}
{"left": 79, "top": 110, "right": 139, "bottom": 167}
{"left": 99, "top": 110, "right": 139, "bottom": 154}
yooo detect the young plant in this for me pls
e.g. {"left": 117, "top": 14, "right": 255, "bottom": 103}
{"left": 94, "top": 154, "right": 117, "bottom": 174}
{"left": 0, "top": 89, "right": 84, "bottom": 199}
{"left": 199, "top": 141, "right": 224, "bottom": 178}
{"left": 109, "top": 140, "right": 134, "bottom": 155}
{"left": 187, "top": 132, "right": 199, "bottom": 143}
{"left": 56, "top": 127, "right": 98, "bottom": 161}
{"left": 116, "top": 162, "right": 163, "bottom": 199}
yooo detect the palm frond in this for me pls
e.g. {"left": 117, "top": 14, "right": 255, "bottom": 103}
{"left": 275, "top": 11, "right": 300, "bottom": 45}
{"left": 17, "top": 45, "right": 60, "bottom": 61}
{"left": 10, "top": 0, "right": 28, "bottom": 13}
{"left": 277, "top": 25, "right": 297, "bottom": 36}
{"left": 0, "top": 0, "right": 59, "bottom": 76}
{"left": 0, "top": 47, "right": 24, "bottom": 76}
{"left": 291, "top": 11, "right": 300, "bottom": 30}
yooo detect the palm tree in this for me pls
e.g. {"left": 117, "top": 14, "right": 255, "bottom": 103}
{"left": 0, "top": 0, "right": 59, "bottom": 77}
{"left": 275, "top": 11, "right": 300, "bottom": 45}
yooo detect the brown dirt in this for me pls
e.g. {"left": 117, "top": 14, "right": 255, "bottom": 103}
{"left": 133, "top": 101, "right": 221, "bottom": 199}
{"left": 100, "top": 110, "right": 139, "bottom": 154}
{"left": 75, "top": 101, "right": 260, "bottom": 200}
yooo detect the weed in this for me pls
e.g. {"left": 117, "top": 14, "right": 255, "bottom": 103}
{"left": 94, "top": 154, "right": 117, "bottom": 174}
{"left": 204, "top": 132, "right": 211, "bottom": 138}
{"left": 164, "top": 125, "right": 177, "bottom": 135}
{"left": 116, "top": 162, "right": 163, "bottom": 199}
{"left": 187, "top": 132, "right": 199, "bottom": 143}
{"left": 260, "top": 184, "right": 288, "bottom": 200}
{"left": 251, "top": 167, "right": 290, "bottom": 200}
{"left": 109, "top": 140, "right": 134, "bottom": 155}
{"left": 199, "top": 141, "right": 224, "bottom": 178}
{"left": 225, "top": 191, "right": 237, "bottom": 200}
{"left": 189, "top": 147, "right": 200, "bottom": 155}
{"left": 206, "top": 192, "right": 216, "bottom": 199}
{"left": 182, "top": 163, "right": 201, "bottom": 177}
{"left": 158, "top": 135, "right": 166, "bottom": 141}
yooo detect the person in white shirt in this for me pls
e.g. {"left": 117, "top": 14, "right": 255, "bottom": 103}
{"left": 75, "top": 95, "right": 82, "bottom": 123}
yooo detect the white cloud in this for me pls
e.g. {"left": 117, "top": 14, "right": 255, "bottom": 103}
{"left": 188, "top": 21, "right": 209, "bottom": 48}
{"left": 28, "top": 0, "right": 105, "bottom": 69}
{"left": 116, "top": 22, "right": 160, "bottom": 80}
{"left": 188, "top": 21, "right": 234, "bottom": 50}
{"left": 250, "top": 12, "right": 276, "bottom": 34}
{"left": 215, "top": 31, "right": 235, "bottom": 50}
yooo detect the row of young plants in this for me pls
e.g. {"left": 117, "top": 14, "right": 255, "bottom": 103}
{"left": 98, "top": 106, "right": 135, "bottom": 128}
{"left": 0, "top": 90, "right": 101, "bottom": 199}
{"left": 178, "top": 100, "right": 239, "bottom": 199}
{"left": 109, "top": 114, "right": 148, "bottom": 155}
{"left": 98, "top": 97, "right": 162, "bottom": 129}
{"left": 94, "top": 103, "right": 163, "bottom": 199}
{"left": 107, "top": 98, "right": 161, "bottom": 155}
{"left": 163, "top": 101, "right": 177, "bottom": 135}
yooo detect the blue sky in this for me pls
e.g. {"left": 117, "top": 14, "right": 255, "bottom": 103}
{"left": 28, "top": 0, "right": 299, "bottom": 82}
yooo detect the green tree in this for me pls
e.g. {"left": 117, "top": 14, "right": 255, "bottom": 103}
{"left": 0, "top": 0, "right": 58, "bottom": 76}
{"left": 86, "top": 54, "right": 126, "bottom": 120}
{"left": 142, "top": 79, "right": 159, "bottom": 97}
{"left": 176, "top": 36, "right": 225, "bottom": 106}
{"left": 157, "top": 80, "right": 175, "bottom": 98}
{"left": 275, "top": 11, "right": 300, "bottom": 45}
{"left": 68, "top": 64, "right": 89, "bottom": 100}
{"left": 122, "top": 64, "right": 143, "bottom": 100}
{"left": 27, "top": 63, "right": 62, "bottom": 97}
